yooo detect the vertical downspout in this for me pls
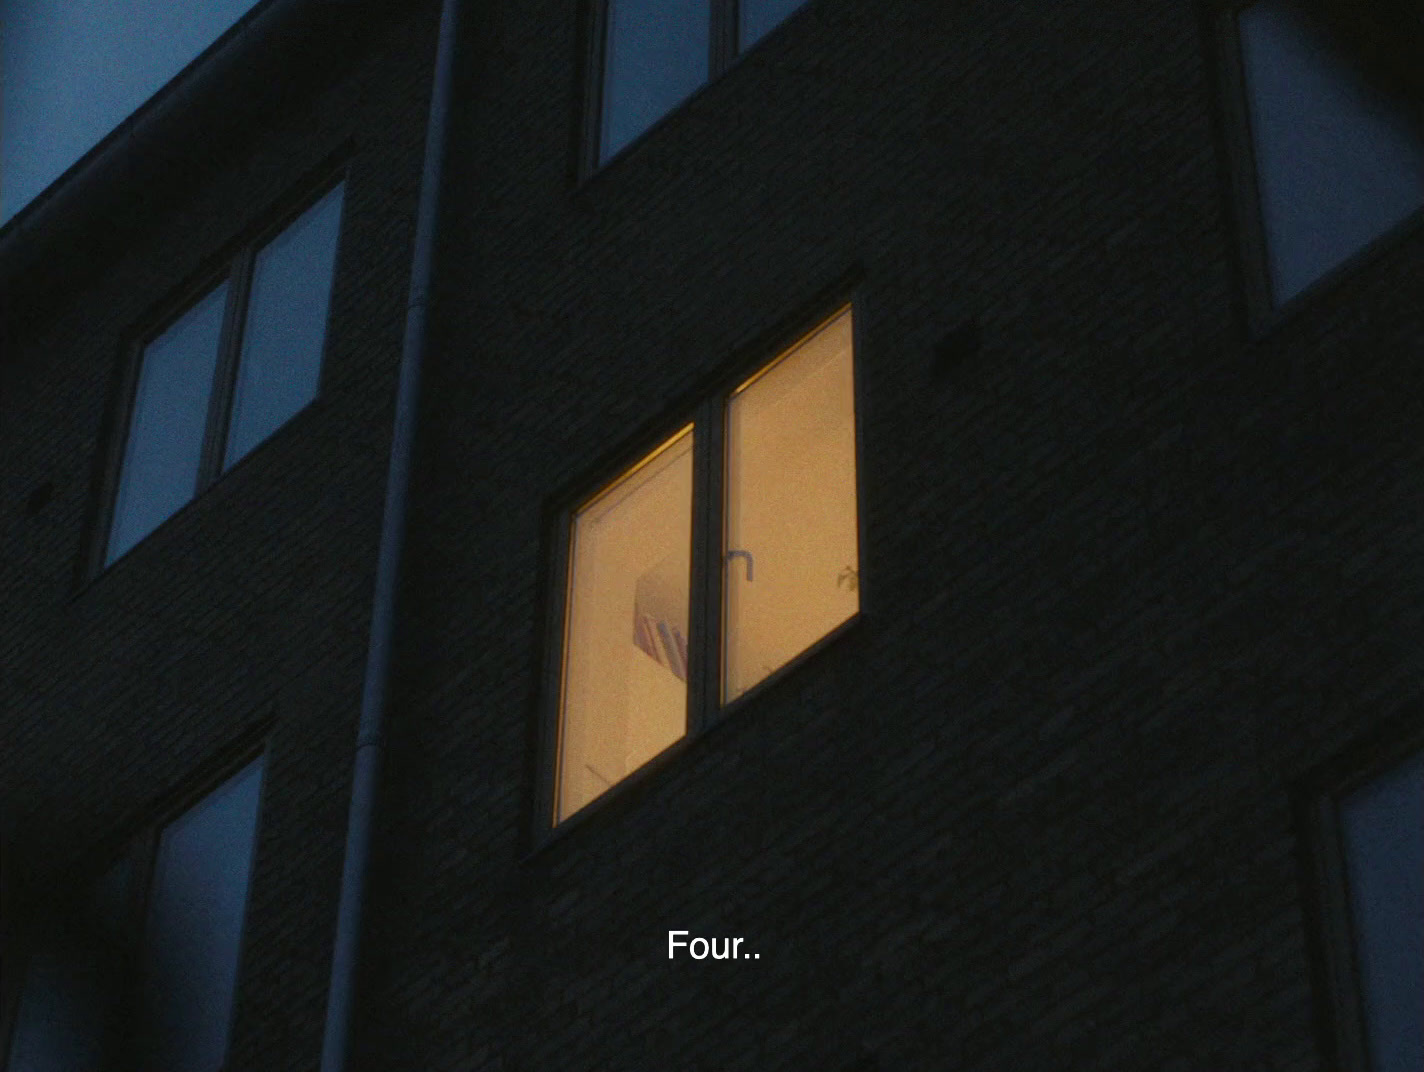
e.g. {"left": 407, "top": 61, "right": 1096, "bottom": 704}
{"left": 319, "top": 0, "right": 461, "bottom": 1068}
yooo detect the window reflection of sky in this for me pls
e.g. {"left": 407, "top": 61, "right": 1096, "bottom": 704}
{"left": 1340, "top": 750, "right": 1424, "bottom": 1072}
{"left": 1238, "top": 0, "right": 1424, "bottom": 305}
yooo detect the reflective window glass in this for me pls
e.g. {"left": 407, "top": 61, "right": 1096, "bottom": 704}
{"left": 107, "top": 283, "right": 228, "bottom": 564}
{"left": 600, "top": 0, "right": 709, "bottom": 161}
{"left": 224, "top": 183, "right": 343, "bottom": 468}
{"left": 139, "top": 757, "right": 263, "bottom": 1072}
{"left": 1340, "top": 749, "right": 1424, "bottom": 1072}
{"left": 1237, "top": 0, "right": 1424, "bottom": 305}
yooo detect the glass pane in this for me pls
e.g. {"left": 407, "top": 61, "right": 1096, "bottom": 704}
{"left": 558, "top": 428, "right": 693, "bottom": 821}
{"left": 739, "top": 0, "right": 807, "bottom": 51}
{"left": 600, "top": 0, "right": 709, "bottom": 162}
{"left": 1340, "top": 750, "right": 1424, "bottom": 1072}
{"left": 223, "top": 183, "right": 344, "bottom": 468}
{"left": 723, "top": 308, "right": 857, "bottom": 701}
{"left": 5, "top": 860, "right": 130, "bottom": 1072}
{"left": 107, "top": 283, "right": 228, "bottom": 564}
{"left": 140, "top": 757, "right": 264, "bottom": 1072}
{"left": 1237, "top": 0, "right": 1424, "bottom": 305}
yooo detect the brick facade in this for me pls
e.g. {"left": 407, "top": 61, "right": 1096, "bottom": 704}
{"left": 4, "top": 0, "right": 1422, "bottom": 1069}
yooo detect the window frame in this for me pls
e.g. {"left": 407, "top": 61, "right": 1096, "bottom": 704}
{"left": 0, "top": 742, "right": 268, "bottom": 1072}
{"left": 578, "top": 0, "right": 810, "bottom": 177}
{"left": 534, "top": 294, "right": 866, "bottom": 841}
{"left": 1214, "top": 0, "right": 1424, "bottom": 337}
{"left": 1301, "top": 720, "right": 1424, "bottom": 1072}
{"left": 91, "top": 171, "right": 349, "bottom": 574}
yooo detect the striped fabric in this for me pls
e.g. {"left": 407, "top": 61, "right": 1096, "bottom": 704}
{"left": 633, "top": 606, "right": 688, "bottom": 681}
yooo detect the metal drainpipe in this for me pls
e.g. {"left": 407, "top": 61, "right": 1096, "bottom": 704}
{"left": 319, "top": 0, "right": 461, "bottom": 1068}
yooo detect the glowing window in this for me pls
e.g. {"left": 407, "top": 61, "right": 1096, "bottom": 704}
{"left": 103, "top": 181, "right": 344, "bottom": 567}
{"left": 724, "top": 308, "right": 858, "bottom": 700}
{"left": 557, "top": 427, "right": 694, "bottom": 821}
{"left": 547, "top": 306, "right": 858, "bottom": 826}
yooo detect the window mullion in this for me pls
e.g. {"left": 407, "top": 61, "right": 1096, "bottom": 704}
{"left": 711, "top": 0, "right": 737, "bottom": 75}
{"left": 582, "top": 0, "right": 611, "bottom": 177}
{"left": 689, "top": 396, "right": 724, "bottom": 732}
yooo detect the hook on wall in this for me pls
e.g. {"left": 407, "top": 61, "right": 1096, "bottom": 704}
{"left": 726, "top": 549, "right": 754, "bottom": 582}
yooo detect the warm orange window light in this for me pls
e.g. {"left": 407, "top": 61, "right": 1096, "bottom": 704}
{"left": 556, "top": 426, "right": 694, "bottom": 821}
{"left": 723, "top": 307, "right": 858, "bottom": 701}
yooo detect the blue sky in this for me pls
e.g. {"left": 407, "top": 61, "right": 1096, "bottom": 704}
{"left": 1, "top": 0, "right": 258, "bottom": 223}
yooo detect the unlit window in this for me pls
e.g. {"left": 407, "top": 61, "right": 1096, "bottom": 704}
{"left": 592, "top": 0, "right": 810, "bottom": 166}
{"left": 1338, "top": 749, "right": 1424, "bottom": 1072}
{"left": 139, "top": 756, "right": 263, "bottom": 1072}
{"left": 108, "top": 284, "right": 228, "bottom": 563}
{"left": 1236, "top": 0, "right": 1424, "bottom": 306}
{"left": 104, "top": 181, "right": 344, "bottom": 566}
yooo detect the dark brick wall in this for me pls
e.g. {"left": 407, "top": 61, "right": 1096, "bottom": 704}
{"left": 0, "top": 3, "right": 440, "bottom": 1070}
{"left": 369, "top": 0, "right": 1424, "bottom": 1069}
{"left": 5, "top": 0, "right": 1424, "bottom": 1069}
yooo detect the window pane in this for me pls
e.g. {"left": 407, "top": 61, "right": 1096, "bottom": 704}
{"left": 1340, "top": 750, "right": 1424, "bottom": 1072}
{"left": 107, "top": 283, "right": 228, "bottom": 564}
{"left": 1, "top": 0, "right": 259, "bottom": 223}
{"left": 739, "top": 0, "right": 807, "bottom": 51}
{"left": 600, "top": 0, "right": 709, "bottom": 162}
{"left": 1237, "top": 0, "right": 1424, "bottom": 305}
{"left": 5, "top": 861, "right": 130, "bottom": 1072}
{"left": 140, "top": 757, "right": 263, "bottom": 1072}
{"left": 723, "top": 308, "right": 857, "bottom": 701}
{"left": 223, "top": 183, "right": 344, "bottom": 468}
{"left": 558, "top": 428, "right": 693, "bottom": 821}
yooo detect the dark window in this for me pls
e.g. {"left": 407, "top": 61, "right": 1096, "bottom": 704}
{"left": 2, "top": 757, "right": 265, "bottom": 1072}
{"left": 104, "top": 182, "right": 344, "bottom": 565}
{"left": 1336, "top": 749, "right": 1424, "bottom": 1072}
{"left": 600, "top": 0, "right": 710, "bottom": 162}
{"left": 589, "top": 0, "right": 810, "bottom": 167}
{"left": 1231, "top": 0, "right": 1424, "bottom": 308}
{"left": 139, "top": 758, "right": 264, "bottom": 1072}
